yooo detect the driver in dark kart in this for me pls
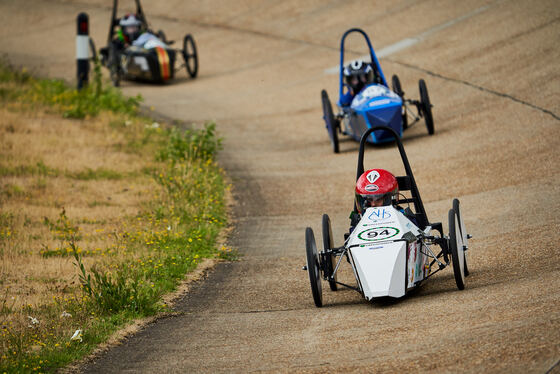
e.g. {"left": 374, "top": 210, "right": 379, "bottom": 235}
{"left": 349, "top": 168, "right": 417, "bottom": 233}
{"left": 339, "top": 60, "right": 375, "bottom": 107}
{"left": 115, "top": 14, "right": 164, "bottom": 48}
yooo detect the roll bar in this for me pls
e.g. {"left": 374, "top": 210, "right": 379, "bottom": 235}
{"left": 107, "top": 0, "right": 149, "bottom": 44}
{"left": 338, "top": 28, "right": 388, "bottom": 100}
{"left": 356, "top": 126, "right": 429, "bottom": 228}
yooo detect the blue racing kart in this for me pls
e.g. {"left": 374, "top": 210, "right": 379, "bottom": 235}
{"left": 321, "top": 28, "right": 434, "bottom": 153}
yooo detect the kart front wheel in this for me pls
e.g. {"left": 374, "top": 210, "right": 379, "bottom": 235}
{"left": 182, "top": 34, "right": 198, "bottom": 78}
{"left": 419, "top": 79, "right": 434, "bottom": 135}
{"left": 108, "top": 46, "right": 122, "bottom": 87}
{"left": 305, "top": 227, "right": 323, "bottom": 307}
{"left": 448, "top": 209, "right": 465, "bottom": 290}
{"left": 453, "top": 198, "right": 469, "bottom": 276}
{"left": 321, "top": 89, "right": 339, "bottom": 153}
{"left": 322, "top": 214, "right": 337, "bottom": 291}
{"left": 392, "top": 74, "right": 408, "bottom": 130}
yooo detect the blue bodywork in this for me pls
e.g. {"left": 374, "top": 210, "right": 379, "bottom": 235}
{"left": 337, "top": 28, "right": 403, "bottom": 144}
{"left": 349, "top": 84, "right": 403, "bottom": 143}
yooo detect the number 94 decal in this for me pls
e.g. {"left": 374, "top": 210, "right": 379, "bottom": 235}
{"left": 357, "top": 227, "right": 400, "bottom": 241}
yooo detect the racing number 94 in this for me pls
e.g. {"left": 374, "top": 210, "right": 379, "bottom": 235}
{"left": 358, "top": 227, "right": 400, "bottom": 241}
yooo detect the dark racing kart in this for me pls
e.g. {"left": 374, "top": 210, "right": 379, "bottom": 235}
{"left": 98, "top": 0, "right": 198, "bottom": 86}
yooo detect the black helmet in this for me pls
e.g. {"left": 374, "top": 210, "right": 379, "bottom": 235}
{"left": 344, "top": 60, "right": 374, "bottom": 94}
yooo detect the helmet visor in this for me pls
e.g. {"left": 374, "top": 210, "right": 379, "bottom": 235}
{"left": 356, "top": 192, "right": 393, "bottom": 212}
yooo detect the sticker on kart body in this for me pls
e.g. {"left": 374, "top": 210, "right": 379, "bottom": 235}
{"left": 368, "top": 208, "right": 391, "bottom": 220}
{"left": 369, "top": 99, "right": 391, "bottom": 107}
{"left": 357, "top": 226, "right": 400, "bottom": 241}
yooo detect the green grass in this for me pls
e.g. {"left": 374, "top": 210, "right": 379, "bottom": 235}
{"left": 0, "top": 161, "right": 59, "bottom": 177}
{"left": 0, "top": 60, "right": 141, "bottom": 119}
{"left": 0, "top": 61, "right": 234, "bottom": 372}
{"left": 0, "top": 161, "right": 136, "bottom": 181}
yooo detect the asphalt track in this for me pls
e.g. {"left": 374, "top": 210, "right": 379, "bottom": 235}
{"left": 1, "top": 0, "right": 559, "bottom": 372}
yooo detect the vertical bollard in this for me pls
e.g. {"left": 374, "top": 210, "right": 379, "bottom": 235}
{"left": 76, "top": 13, "right": 89, "bottom": 90}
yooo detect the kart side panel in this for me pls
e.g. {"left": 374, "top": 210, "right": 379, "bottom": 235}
{"left": 407, "top": 241, "right": 430, "bottom": 288}
{"left": 122, "top": 47, "right": 176, "bottom": 82}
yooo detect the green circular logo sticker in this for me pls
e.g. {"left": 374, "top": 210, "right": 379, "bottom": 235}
{"left": 357, "top": 227, "right": 400, "bottom": 241}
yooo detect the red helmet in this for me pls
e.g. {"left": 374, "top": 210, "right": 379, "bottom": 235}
{"left": 355, "top": 169, "right": 398, "bottom": 214}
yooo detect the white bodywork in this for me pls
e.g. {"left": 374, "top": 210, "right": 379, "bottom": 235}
{"left": 346, "top": 206, "right": 430, "bottom": 300}
{"left": 132, "top": 33, "right": 167, "bottom": 49}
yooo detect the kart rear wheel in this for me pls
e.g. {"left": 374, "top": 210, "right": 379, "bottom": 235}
{"left": 182, "top": 34, "right": 198, "bottom": 78}
{"left": 322, "top": 214, "right": 337, "bottom": 291}
{"left": 392, "top": 74, "right": 408, "bottom": 130}
{"left": 321, "top": 89, "right": 339, "bottom": 153}
{"left": 448, "top": 209, "right": 465, "bottom": 290}
{"left": 391, "top": 74, "right": 404, "bottom": 97}
{"left": 305, "top": 227, "right": 323, "bottom": 307}
{"left": 453, "top": 198, "right": 469, "bottom": 276}
{"left": 419, "top": 79, "right": 434, "bottom": 135}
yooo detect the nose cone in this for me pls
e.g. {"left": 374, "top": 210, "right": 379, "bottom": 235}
{"left": 351, "top": 84, "right": 403, "bottom": 143}
{"left": 365, "top": 103, "right": 402, "bottom": 142}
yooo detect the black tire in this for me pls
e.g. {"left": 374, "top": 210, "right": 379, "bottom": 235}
{"left": 453, "top": 199, "right": 469, "bottom": 276}
{"left": 419, "top": 79, "right": 434, "bottom": 135}
{"left": 108, "top": 46, "right": 121, "bottom": 87}
{"left": 182, "top": 34, "right": 198, "bottom": 78}
{"left": 322, "top": 214, "right": 337, "bottom": 291}
{"left": 321, "top": 89, "right": 339, "bottom": 153}
{"left": 448, "top": 209, "right": 465, "bottom": 290}
{"left": 392, "top": 74, "right": 408, "bottom": 130}
{"left": 305, "top": 227, "right": 323, "bottom": 307}
{"left": 391, "top": 74, "right": 404, "bottom": 97}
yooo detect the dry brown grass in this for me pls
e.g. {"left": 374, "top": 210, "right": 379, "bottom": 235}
{"left": 0, "top": 105, "right": 160, "bottom": 311}
{"left": 0, "top": 64, "right": 229, "bottom": 372}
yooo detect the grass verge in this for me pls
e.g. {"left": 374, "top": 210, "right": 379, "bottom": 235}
{"left": 0, "top": 61, "right": 235, "bottom": 373}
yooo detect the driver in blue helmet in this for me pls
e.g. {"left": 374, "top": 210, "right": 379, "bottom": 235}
{"left": 339, "top": 60, "right": 374, "bottom": 107}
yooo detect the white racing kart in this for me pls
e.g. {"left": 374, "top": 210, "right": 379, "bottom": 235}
{"left": 303, "top": 126, "right": 471, "bottom": 307}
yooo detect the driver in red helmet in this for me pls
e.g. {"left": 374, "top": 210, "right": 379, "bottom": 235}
{"left": 349, "top": 168, "right": 416, "bottom": 232}
{"left": 355, "top": 168, "right": 398, "bottom": 214}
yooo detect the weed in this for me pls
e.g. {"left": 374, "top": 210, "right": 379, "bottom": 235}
{"left": 156, "top": 122, "right": 222, "bottom": 164}
{"left": 43, "top": 209, "right": 82, "bottom": 242}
